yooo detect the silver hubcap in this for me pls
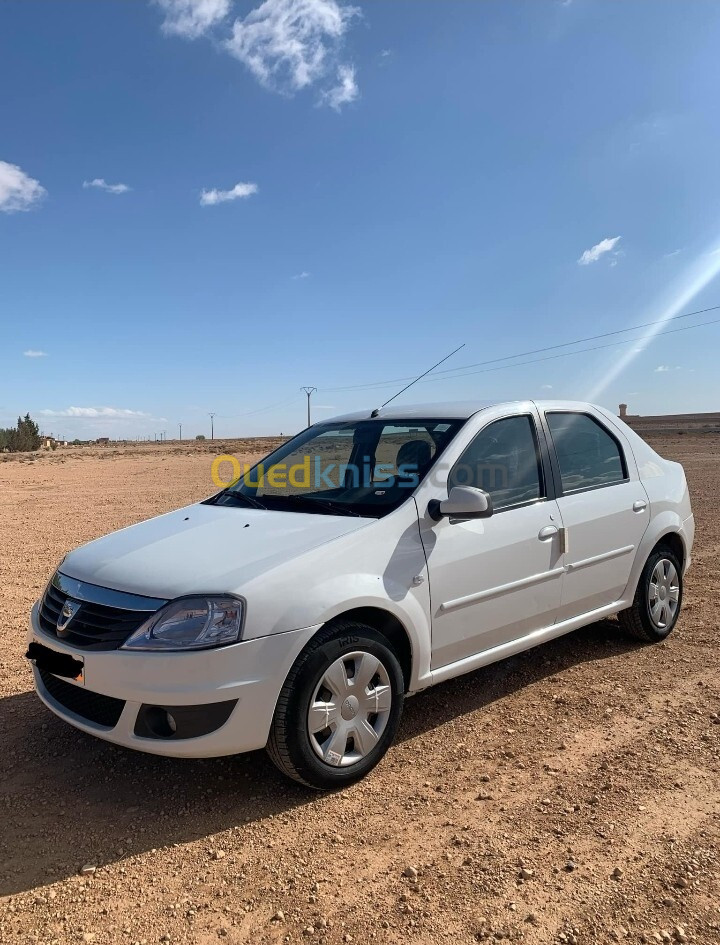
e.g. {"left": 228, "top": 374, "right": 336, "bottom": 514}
{"left": 308, "top": 651, "right": 392, "bottom": 767}
{"left": 648, "top": 558, "right": 680, "bottom": 629}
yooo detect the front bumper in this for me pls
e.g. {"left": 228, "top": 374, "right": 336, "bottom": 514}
{"left": 28, "top": 602, "right": 320, "bottom": 758}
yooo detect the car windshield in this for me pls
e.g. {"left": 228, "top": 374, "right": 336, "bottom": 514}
{"left": 209, "top": 418, "right": 464, "bottom": 518}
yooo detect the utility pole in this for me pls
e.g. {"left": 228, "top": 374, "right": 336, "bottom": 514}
{"left": 178, "top": 423, "right": 182, "bottom": 441}
{"left": 209, "top": 412, "right": 215, "bottom": 440}
{"left": 161, "top": 431, "right": 166, "bottom": 442}
{"left": 301, "top": 387, "right": 317, "bottom": 428}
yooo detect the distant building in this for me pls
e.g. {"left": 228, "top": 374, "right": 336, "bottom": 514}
{"left": 96, "top": 437, "right": 110, "bottom": 446}
{"left": 618, "top": 404, "right": 720, "bottom": 434}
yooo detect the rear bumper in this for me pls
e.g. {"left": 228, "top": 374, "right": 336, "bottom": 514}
{"left": 28, "top": 602, "right": 320, "bottom": 758}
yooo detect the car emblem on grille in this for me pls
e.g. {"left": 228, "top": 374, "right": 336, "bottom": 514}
{"left": 57, "top": 599, "right": 81, "bottom": 636}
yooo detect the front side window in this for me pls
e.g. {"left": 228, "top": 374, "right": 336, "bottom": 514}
{"left": 209, "top": 418, "right": 463, "bottom": 517}
{"left": 546, "top": 412, "right": 626, "bottom": 493}
{"left": 448, "top": 414, "right": 544, "bottom": 511}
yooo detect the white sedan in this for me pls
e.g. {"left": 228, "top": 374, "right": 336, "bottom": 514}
{"left": 26, "top": 400, "right": 694, "bottom": 789}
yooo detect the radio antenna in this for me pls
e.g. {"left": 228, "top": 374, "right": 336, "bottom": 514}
{"left": 370, "top": 343, "right": 466, "bottom": 417}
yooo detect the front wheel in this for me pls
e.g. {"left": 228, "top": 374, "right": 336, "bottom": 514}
{"left": 266, "top": 622, "right": 405, "bottom": 790}
{"left": 618, "top": 547, "right": 683, "bottom": 642}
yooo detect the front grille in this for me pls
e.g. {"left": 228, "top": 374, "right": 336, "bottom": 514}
{"left": 39, "top": 668, "right": 125, "bottom": 728}
{"left": 38, "top": 581, "right": 156, "bottom": 650}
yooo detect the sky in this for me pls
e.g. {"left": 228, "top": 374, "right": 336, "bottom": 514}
{"left": 2, "top": 0, "right": 720, "bottom": 441}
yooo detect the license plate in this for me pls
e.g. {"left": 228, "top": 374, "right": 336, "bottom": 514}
{"left": 26, "top": 641, "right": 84, "bottom": 682}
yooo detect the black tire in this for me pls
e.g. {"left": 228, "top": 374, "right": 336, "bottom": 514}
{"left": 266, "top": 620, "right": 405, "bottom": 790}
{"left": 618, "top": 546, "right": 683, "bottom": 642}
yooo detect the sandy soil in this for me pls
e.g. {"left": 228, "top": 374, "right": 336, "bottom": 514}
{"left": 1, "top": 436, "right": 718, "bottom": 945}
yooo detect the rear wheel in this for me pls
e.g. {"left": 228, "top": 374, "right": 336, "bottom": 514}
{"left": 618, "top": 547, "right": 683, "bottom": 642}
{"left": 266, "top": 621, "right": 405, "bottom": 790}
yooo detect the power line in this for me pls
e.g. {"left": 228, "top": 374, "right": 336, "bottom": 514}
{"left": 215, "top": 395, "right": 300, "bottom": 420}
{"left": 321, "top": 303, "right": 720, "bottom": 393}
{"left": 369, "top": 315, "right": 720, "bottom": 389}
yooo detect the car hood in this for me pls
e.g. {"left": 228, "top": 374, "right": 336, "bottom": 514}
{"left": 60, "top": 503, "right": 373, "bottom": 601}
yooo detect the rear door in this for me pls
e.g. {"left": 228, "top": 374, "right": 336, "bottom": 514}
{"left": 540, "top": 408, "right": 650, "bottom": 622}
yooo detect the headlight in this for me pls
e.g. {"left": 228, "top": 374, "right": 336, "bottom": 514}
{"left": 121, "top": 596, "right": 244, "bottom": 651}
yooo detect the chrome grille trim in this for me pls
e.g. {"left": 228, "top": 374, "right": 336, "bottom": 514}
{"left": 36, "top": 573, "right": 167, "bottom": 651}
{"left": 53, "top": 571, "right": 168, "bottom": 611}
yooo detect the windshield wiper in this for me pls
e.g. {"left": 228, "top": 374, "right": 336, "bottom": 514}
{"left": 213, "top": 490, "right": 267, "bottom": 510}
{"left": 281, "top": 495, "right": 364, "bottom": 517}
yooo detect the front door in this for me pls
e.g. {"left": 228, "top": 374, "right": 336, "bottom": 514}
{"left": 419, "top": 411, "right": 565, "bottom": 670}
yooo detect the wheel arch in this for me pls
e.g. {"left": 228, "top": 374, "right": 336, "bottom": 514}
{"left": 623, "top": 515, "right": 689, "bottom": 603}
{"left": 321, "top": 606, "right": 415, "bottom": 693}
{"left": 651, "top": 530, "right": 686, "bottom": 570}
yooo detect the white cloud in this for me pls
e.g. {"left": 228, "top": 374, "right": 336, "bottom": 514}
{"left": 199, "top": 181, "right": 258, "bottom": 206}
{"left": 156, "top": 0, "right": 231, "bottom": 38}
{"left": 156, "top": 0, "right": 361, "bottom": 108}
{"left": 663, "top": 249, "right": 682, "bottom": 259}
{"left": 578, "top": 236, "right": 621, "bottom": 266}
{"left": 83, "top": 178, "right": 131, "bottom": 194}
{"left": 224, "top": 0, "right": 359, "bottom": 102}
{"left": 0, "top": 160, "right": 46, "bottom": 213}
{"left": 40, "top": 406, "right": 158, "bottom": 420}
{"left": 319, "top": 63, "right": 358, "bottom": 110}
{"left": 23, "top": 349, "right": 48, "bottom": 358}
{"left": 292, "top": 270, "right": 310, "bottom": 279}
{"left": 541, "top": 384, "right": 553, "bottom": 390}
{"left": 654, "top": 365, "right": 670, "bottom": 372}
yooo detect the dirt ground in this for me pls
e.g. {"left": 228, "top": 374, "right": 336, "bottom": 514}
{"left": 1, "top": 435, "right": 718, "bottom": 945}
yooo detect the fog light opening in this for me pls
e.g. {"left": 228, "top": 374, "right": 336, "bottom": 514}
{"left": 144, "top": 706, "right": 177, "bottom": 738}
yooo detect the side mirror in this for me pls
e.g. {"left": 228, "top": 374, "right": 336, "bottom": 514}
{"left": 428, "top": 486, "right": 494, "bottom": 522}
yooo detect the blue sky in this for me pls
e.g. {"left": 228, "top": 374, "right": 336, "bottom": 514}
{"left": 2, "top": 0, "right": 720, "bottom": 440}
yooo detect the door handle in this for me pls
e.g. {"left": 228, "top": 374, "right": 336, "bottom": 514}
{"left": 632, "top": 500, "right": 648, "bottom": 513}
{"left": 538, "top": 525, "right": 559, "bottom": 541}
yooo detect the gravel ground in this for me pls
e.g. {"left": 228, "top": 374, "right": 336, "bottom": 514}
{"left": 1, "top": 435, "right": 718, "bottom": 945}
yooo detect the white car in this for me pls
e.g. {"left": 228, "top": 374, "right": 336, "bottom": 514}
{"left": 27, "top": 400, "right": 694, "bottom": 789}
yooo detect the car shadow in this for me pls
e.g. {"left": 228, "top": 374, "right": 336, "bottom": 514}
{"left": 396, "top": 618, "right": 642, "bottom": 741}
{"left": 0, "top": 619, "right": 642, "bottom": 897}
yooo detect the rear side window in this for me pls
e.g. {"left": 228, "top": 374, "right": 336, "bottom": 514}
{"left": 448, "top": 414, "right": 544, "bottom": 511}
{"left": 546, "top": 412, "right": 626, "bottom": 493}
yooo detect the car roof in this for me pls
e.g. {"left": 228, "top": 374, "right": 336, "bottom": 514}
{"left": 325, "top": 399, "right": 605, "bottom": 423}
{"left": 326, "top": 401, "right": 495, "bottom": 422}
